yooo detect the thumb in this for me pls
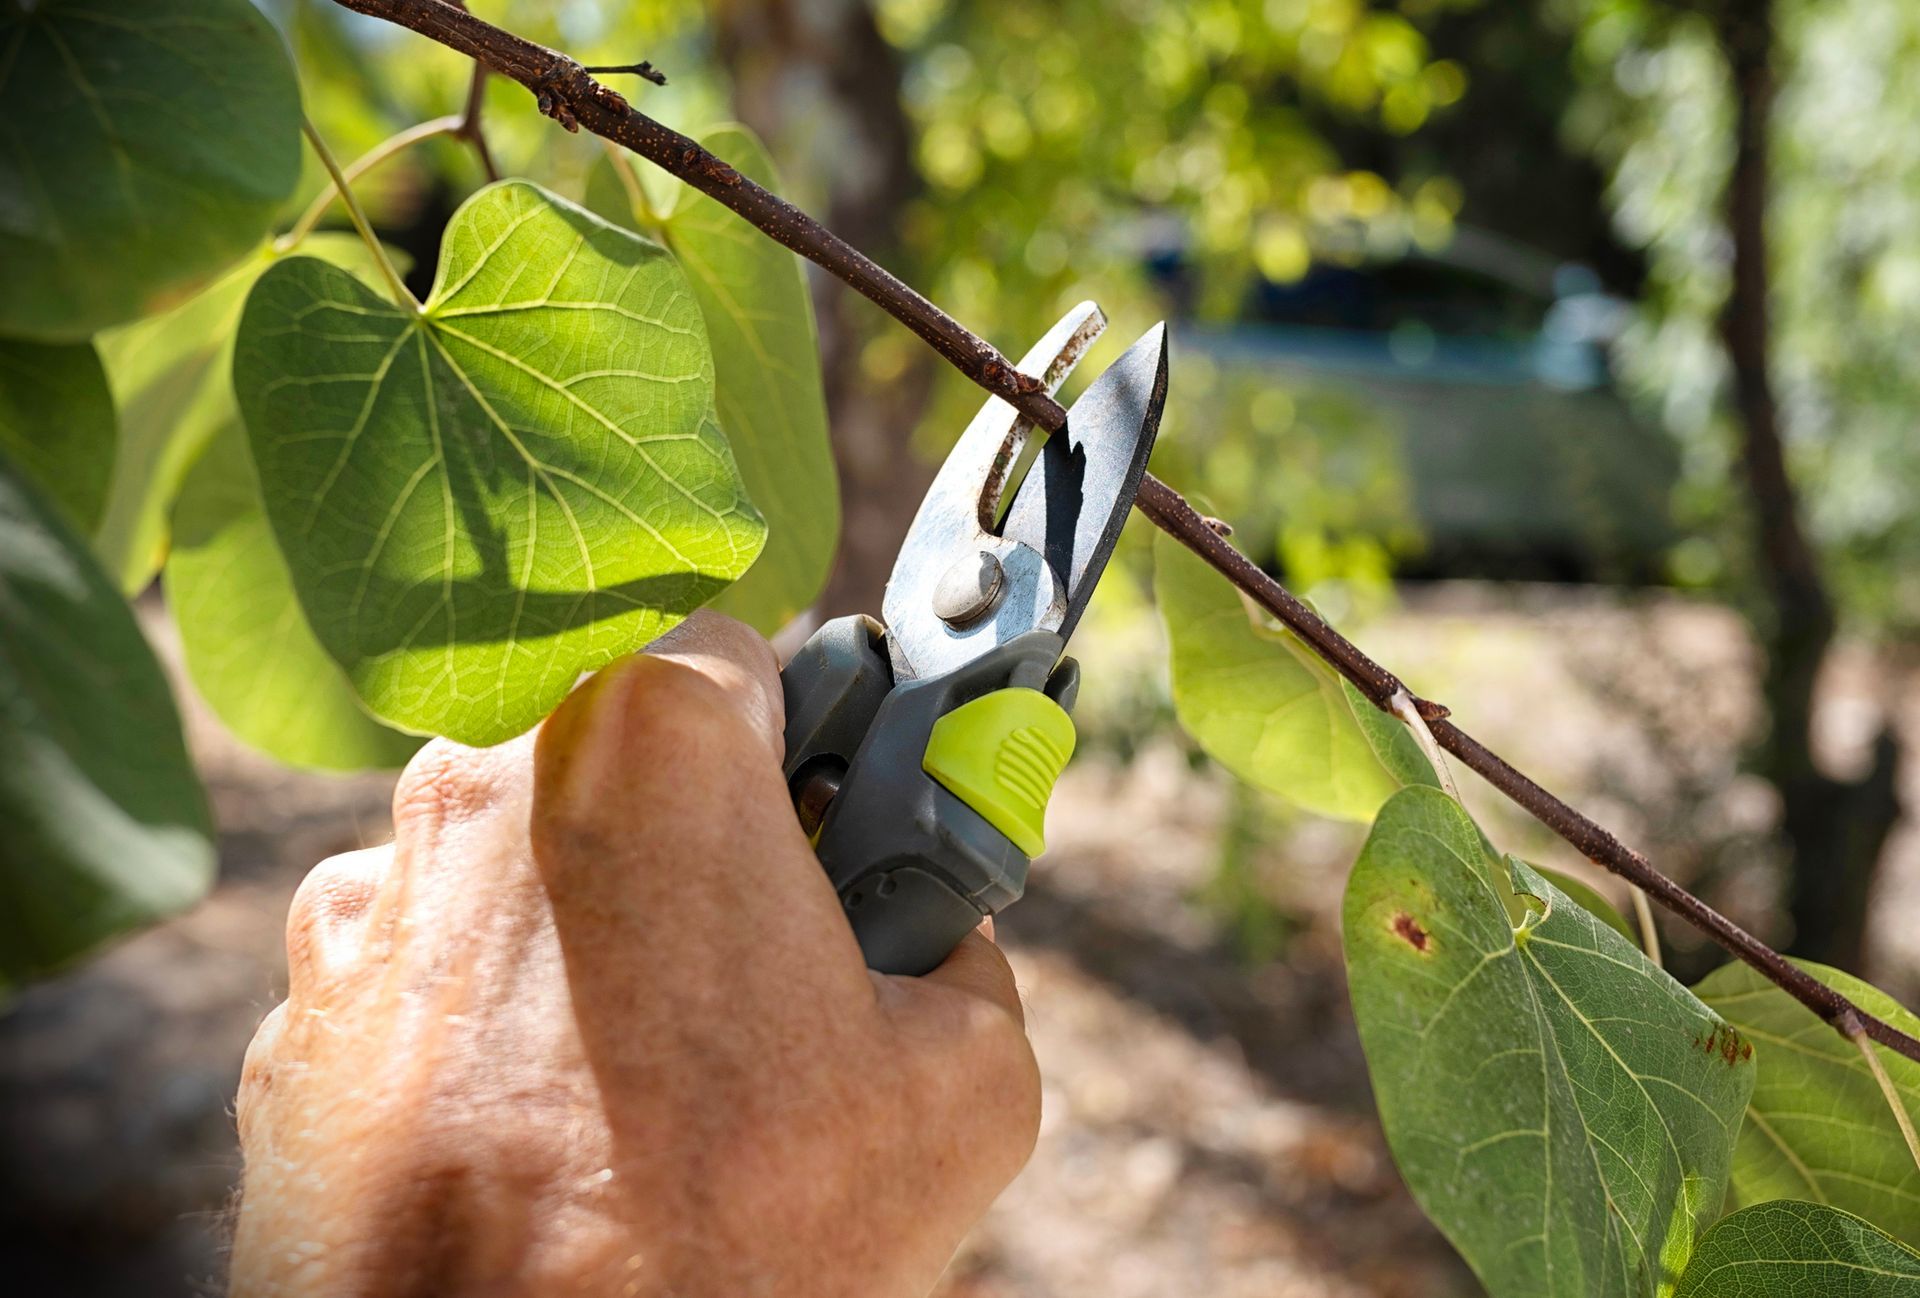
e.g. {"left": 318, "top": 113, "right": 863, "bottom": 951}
{"left": 531, "top": 611, "right": 866, "bottom": 985}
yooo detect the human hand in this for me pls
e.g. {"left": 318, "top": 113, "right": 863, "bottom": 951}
{"left": 230, "top": 612, "right": 1040, "bottom": 1297}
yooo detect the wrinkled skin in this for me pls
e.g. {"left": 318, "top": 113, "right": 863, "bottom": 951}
{"left": 231, "top": 613, "right": 1040, "bottom": 1297}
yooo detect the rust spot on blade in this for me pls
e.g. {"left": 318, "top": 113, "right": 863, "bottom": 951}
{"left": 1391, "top": 912, "right": 1431, "bottom": 953}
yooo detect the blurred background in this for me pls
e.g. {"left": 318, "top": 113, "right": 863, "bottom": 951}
{"left": 5, "top": 0, "right": 1920, "bottom": 1293}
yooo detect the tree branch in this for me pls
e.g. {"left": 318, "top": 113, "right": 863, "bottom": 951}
{"left": 325, "top": 0, "right": 1920, "bottom": 1065}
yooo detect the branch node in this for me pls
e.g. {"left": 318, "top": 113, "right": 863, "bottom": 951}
{"left": 534, "top": 80, "right": 579, "bottom": 131}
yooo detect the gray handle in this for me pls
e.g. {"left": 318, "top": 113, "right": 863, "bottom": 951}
{"left": 779, "top": 615, "right": 1075, "bottom": 976}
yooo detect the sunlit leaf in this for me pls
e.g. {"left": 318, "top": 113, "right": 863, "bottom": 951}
{"left": 1694, "top": 959, "right": 1920, "bottom": 1241}
{"left": 94, "top": 234, "right": 402, "bottom": 595}
{"left": 0, "top": 339, "right": 114, "bottom": 533}
{"left": 0, "top": 0, "right": 301, "bottom": 340}
{"left": 588, "top": 129, "right": 839, "bottom": 634}
{"left": 167, "top": 424, "right": 422, "bottom": 771}
{"left": 1673, "top": 1201, "right": 1920, "bottom": 1297}
{"left": 0, "top": 448, "right": 214, "bottom": 992}
{"left": 1344, "top": 785, "right": 1754, "bottom": 1297}
{"left": 1156, "top": 532, "right": 1430, "bottom": 820}
{"left": 234, "top": 181, "right": 765, "bottom": 744}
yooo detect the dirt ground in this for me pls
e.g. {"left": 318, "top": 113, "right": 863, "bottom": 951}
{"left": 3, "top": 583, "right": 1915, "bottom": 1297}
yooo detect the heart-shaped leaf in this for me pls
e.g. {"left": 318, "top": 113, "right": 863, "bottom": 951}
{"left": 0, "top": 338, "right": 114, "bottom": 533}
{"left": 95, "top": 234, "right": 402, "bottom": 595}
{"left": 587, "top": 128, "right": 839, "bottom": 634}
{"left": 168, "top": 423, "right": 422, "bottom": 771}
{"left": 1673, "top": 1201, "right": 1920, "bottom": 1296}
{"left": 1695, "top": 959, "right": 1920, "bottom": 1241}
{"left": 1156, "top": 532, "right": 1432, "bottom": 820}
{"left": 0, "top": 0, "right": 302, "bottom": 340}
{"left": 234, "top": 181, "right": 765, "bottom": 744}
{"left": 1345, "top": 786, "right": 1754, "bottom": 1297}
{"left": 0, "top": 448, "right": 213, "bottom": 992}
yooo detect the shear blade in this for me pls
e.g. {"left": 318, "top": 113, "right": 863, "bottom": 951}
{"left": 1001, "top": 322, "right": 1168, "bottom": 644}
{"left": 882, "top": 304, "right": 1106, "bottom": 680}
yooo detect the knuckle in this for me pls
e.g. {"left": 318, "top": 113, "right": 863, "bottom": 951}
{"left": 288, "top": 850, "right": 383, "bottom": 929}
{"left": 285, "top": 848, "right": 388, "bottom": 985}
{"left": 391, "top": 738, "right": 508, "bottom": 831}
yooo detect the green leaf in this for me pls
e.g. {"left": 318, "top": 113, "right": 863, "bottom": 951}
{"left": 1533, "top": 864, "right": 1639, "bottom": 946}
{"left": 1674, "top": 1201, "right": 1920, "bottom": 1297}
{"left": 665, "top": 127, "right": 838, "bottom": 633}
{"left": 0, "top": 338, "right": 114, "bottom": 533}
{"left": 167, "top": 424, "right": 423, "bottom": 772}
{"left": 0, "top": 0, "right": 302, "bottom": 341}
{"left": 0, "top": 448, "right": 214, "bottom": 992}
{"left": 587, "top": 129, "right": 839, "bottom": 634}
{"left": 94, "top": 234, "right": 397, "bottom": 595}
{"left": 234, "top": 181, "right": 765, "bottom": 745}
{"left": 1155, "top": 532, "right": 1430, "bottom": 821}
{"left": 1344, "top": 785, "right": 1755, "bottom": 1297}
{"left": 1694, "top": 959, "right": 1920, "bottom": 1241}
{"left": 1341, "top": 675, "right": 1440, "bottom": 789}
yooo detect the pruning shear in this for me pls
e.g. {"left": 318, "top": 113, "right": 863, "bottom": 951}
{"left": 779, "top": 304, "right": 1169, "bottom": 975}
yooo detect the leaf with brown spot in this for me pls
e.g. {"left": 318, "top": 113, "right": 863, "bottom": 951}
{"left": 1695, "top": 959, "right": 1920, "bottom": 1243}
{"left": 1344, "top": 786, "right": 1755, "bottom": 1298}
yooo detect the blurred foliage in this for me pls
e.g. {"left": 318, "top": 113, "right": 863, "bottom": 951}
{"left": 1562, "top": 0, "right": 1920, "bottom": 635}
{"left": 877, "top": 0, "right": 1475, "bottom": 596}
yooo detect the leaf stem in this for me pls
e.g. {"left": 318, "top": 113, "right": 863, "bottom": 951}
{"left": 284, "top": 115, "right": 461, "bottom": 248}
{"left": 599, "top": 139, "right": 667, "bottom": 236}
{"left": 1389, "top": 688, "right": 1458, "bottom": 801}
{"left": 299, "top": 117, "right": 417, "bottom": 310}
{"left": 1843, "top": 1011, "right": 1920, "bottom": 1175}
{"left": 1630, "top": 886, "right": 1661, "bottom": 966}
{"left": 326, "top": 0, "right": 1920, "bottom": 1067}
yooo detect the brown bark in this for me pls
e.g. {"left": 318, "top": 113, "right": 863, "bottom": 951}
{"left": 1713, "top": 0, "right": 1901, "bottom": 970}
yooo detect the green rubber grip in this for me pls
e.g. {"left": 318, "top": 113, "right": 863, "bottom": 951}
{"left": 921, "top": 687, "right": 1076, "bottom": 857}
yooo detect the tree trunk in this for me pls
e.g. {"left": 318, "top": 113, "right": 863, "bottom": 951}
{"left": 710, "top": 0, "right": 935, "bottom": 621}
{"left": 1714, "top": 0, "right": 1901, "bottom": 970}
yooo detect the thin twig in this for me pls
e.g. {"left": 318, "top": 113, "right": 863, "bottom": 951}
{"left": 299, "top": 117, "right": 415, "bottom": 309}
{"left": 458, "top": 62, "right": 499, "bottom": 181}
{"left": 283, "top": 114, "right": 461, "bottom": 247}
{"left": 1842, "top": 1011, "right": 1920, "bottom": 1175}
{"left": 584, "top": 61, "right": 667, "bottom": 85}
{"left": 325, "top": 0, "right": 1920, "bottom": 1066}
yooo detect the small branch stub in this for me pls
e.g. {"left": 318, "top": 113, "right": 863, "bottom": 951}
{"left": 584, "top": 61, "right": 667, "bottom": 85}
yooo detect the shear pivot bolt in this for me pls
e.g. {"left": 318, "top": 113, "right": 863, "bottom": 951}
{"left": 933, "top": 551, "right": 1004, "bottom": 628}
